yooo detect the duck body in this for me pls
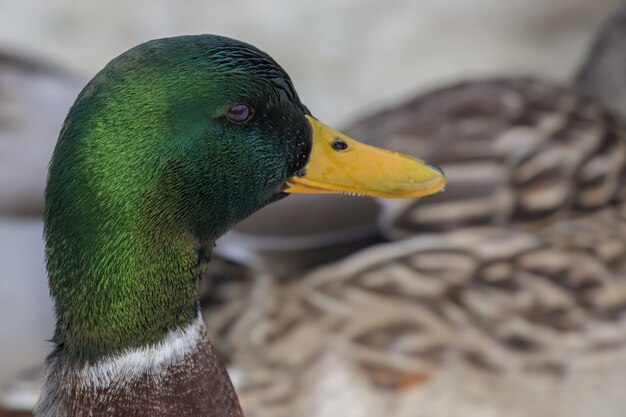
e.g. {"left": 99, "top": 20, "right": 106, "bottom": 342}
{"left": 35, "top": 35, "right": 444, "bottom": 416}
{"left": 219, "top": 207, "right": 626, "bottom": 417}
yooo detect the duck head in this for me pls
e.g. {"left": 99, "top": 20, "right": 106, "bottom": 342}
{"left": 45, "top": 35, "right": 444, "bottom": 362}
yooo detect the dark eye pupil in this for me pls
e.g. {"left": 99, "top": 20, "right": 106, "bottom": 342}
{"left": 226, "top": 104, "right": 251, "bottom": 123}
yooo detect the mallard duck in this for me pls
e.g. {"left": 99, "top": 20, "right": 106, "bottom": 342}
{"left": 32, "top": 35, "right": 444, "bottom": 417}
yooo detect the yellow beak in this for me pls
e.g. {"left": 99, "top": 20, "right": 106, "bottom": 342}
{"left": 285, "top": 116, "right": 446, "bottom": 198}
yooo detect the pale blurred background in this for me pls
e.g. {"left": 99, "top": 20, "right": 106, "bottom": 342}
{"left": 0, "top": 0, "right": 621, "bottom": 123}
{"left": 0, "top": 0, "right": 623, "bottom": 413}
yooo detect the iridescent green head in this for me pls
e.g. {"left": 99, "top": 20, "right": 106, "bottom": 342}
{"left": 45, "top": 35, "right": 313, "bottom": 361}
{"left": 45, "top": 35, "right": 445, "bottom": 362}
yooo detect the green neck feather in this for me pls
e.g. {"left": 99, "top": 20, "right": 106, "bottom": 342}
{"left": 44, "top": 35, "right": 310, "bottom": 363}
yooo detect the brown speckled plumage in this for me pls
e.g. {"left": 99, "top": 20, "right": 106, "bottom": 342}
{"left": 302, "top": 204, "right": 626, "bottom": 378}
{"left": 210, "top": 204, "right": 626, "bottom": 417}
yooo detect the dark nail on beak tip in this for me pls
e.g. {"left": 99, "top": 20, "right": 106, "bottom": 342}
{"left": 425, "top": 162, "right": 445, "bottom": 176}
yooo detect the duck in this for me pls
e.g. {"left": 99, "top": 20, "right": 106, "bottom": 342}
{"left": 32, "top": 35, "right": 445, "bottom": 417}
{"left": 5, "top": 3, "right": 624, "bottom": 416}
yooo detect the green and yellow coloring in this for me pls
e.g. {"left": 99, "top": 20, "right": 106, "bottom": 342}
{"left": 41, "top": 34, "right": 444, "bottom": 415}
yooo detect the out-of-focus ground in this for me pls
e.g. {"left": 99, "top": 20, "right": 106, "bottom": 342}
{"left": 0, "top": 0, "right": 621, "bottom": 390}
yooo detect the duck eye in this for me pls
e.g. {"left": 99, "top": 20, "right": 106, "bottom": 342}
{"left": 226, "top": 104, "right": 253, "bottom": 123}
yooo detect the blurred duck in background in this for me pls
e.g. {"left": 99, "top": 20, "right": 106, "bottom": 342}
{"left": 3, "top": 2, "right": 626, "bottom": 417}
{"left": 231, "top": 206, "right": 626, "bottom": 417}
{"left": 204, "top": 5, "right": 626, "bottom": 417}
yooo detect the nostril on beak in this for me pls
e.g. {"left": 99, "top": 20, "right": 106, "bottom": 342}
{"left": 425, "top": 162, "right": 445, "bottom": 176}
